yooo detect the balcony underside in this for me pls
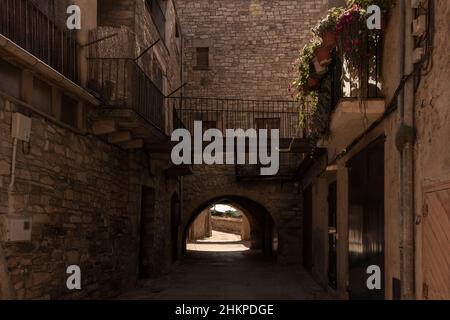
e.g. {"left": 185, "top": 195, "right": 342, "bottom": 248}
{"left": 90, "top": 108, "right": 169, "bottom": 151}
{"left": 318, "top": 98, "right": 385, "bottom": 151}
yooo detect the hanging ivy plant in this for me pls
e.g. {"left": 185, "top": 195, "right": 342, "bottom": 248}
{"left": 346, "top": 0, "right": 395, "bottom": 11}
{"left": 312, "top": 7, "right": 345, "bottom": 49}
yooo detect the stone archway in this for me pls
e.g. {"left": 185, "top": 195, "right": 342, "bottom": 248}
{"left": 182, "top": 164, "right": 303, "bottom": 264}
{"left": 183, "top": 195, "right": 277, "bottom": 257}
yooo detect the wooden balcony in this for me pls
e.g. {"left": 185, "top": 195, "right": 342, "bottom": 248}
{"left": 0, "top": 0, "right": 79, "bottom": 84}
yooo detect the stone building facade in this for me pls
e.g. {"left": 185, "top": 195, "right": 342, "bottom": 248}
{"left": 176, "top": 0, "right": 327, "bottom": 99}
{"left": 299, "top": 0, "right": 450, "bottom": 300}
{"left": 0, "top": 0, "right": 182, "bottom": 299}
{"left": 175, "top": 0, "right": 329, "bottom": 264}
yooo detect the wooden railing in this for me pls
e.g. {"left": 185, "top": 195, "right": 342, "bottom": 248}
{"left": 0, "top": 0, "right": 79, "bottom": 83}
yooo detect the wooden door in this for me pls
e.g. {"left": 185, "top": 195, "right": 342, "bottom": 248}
{"left": 422, "top": 182, "right": 450, "bottom": 299}
{"left": 302, "top": 185, "right": 313, "bottom": 272}
{"left": 348, "top": 137, "right": 385, "bottom": 299}
{"left": 328, "top": 181, "right": 338, "bottom": 289}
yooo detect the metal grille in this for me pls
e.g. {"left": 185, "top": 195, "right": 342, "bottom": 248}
{"left": 87, "top": 58, "right": 165, "bottom": 131}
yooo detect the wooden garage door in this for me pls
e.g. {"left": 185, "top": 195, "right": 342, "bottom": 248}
{"left": 423, "top": 182, "right": 450, "bottom": 300}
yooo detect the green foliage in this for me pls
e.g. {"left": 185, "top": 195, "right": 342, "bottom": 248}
{"left": 346, "top": 0, "right": 395, "bottom": 11}
{"left": 292, "top": 0, "right": 393, "bottom": 144}
{"left": 292, "top": 38, "right": 321, "bottom": 93}
{"left": 312, "top": 7, "right": 345, "bottom": 37}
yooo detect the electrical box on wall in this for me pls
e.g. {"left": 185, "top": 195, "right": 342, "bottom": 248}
{"left": 1, "top": 215, "right": 33, "bottom": 242}
{"left": 11, "top": 112, "right": 32, "bottom": 142}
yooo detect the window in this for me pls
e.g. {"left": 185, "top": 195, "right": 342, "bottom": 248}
{"left": 0, "top": 59, "right": 21, "bottom": 99}
{"left": 61, "top": 94, "right": 80, "bottom": 128}
{"left": 196, "top": 48, "right": 209, "bottom": 70}
{"left": 32, "top": 78, "right": 52, "bottom": 114}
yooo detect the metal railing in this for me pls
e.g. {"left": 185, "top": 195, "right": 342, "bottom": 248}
{"left": 301, "top": 32, "right": 383, "bottom": 140}
{"left": 87, "top": 58, "right": 165, "bottom": 131}
{"left": 169, "top": 97, "right": 302, "bottom": 140}
{"left": 169, "top": 97, "right": 303, "bottom": 180}
{"left": 331, "top": 32, "right": 383, "bottom": 104}
{"left": 0, "top": 0, "right": 79, "bottom": 83}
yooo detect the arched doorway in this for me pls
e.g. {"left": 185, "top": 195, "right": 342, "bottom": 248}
{"left": 170, "top": 193, "right": 181, "bottom": 262}
{"left": 182, "top": 196, "right": 278, "bottom": 258}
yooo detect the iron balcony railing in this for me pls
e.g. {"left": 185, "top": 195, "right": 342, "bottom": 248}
{"left": 87, "top": 58, "right": 165, "bottom": 132}
{"left": 169, "top": 97, "right": 304, "bottom": 180}
{"left": 169, "top": 97, "right": 302, "bottom": 140}
{"left": 331, "top": 32, "right": 382, "bottom": 105}
{"left": 235, "top": 152, "right": 302, "bottom": 181}
{"left": 0, "top": 0, "right": 79, "bottom": 83}
{"left": 301, "top": 32, "right": 383, "bottom": 139}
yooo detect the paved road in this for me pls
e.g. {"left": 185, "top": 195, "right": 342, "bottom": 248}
{"left": 120, "top": 231, "right": 331, "bottom": 300}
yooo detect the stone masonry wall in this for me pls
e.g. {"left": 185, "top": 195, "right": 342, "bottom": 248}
{"left": 211, "top": 216, "right": 243, "bottom": 235}
{"left": 0, "top": 98, "right": 142, "bottom": 299}
{"left": 182, "top": 164, "right": 302, "bottom": 264}
{"left": 0, "top": 96, "right": 178, "bottom": 299}
{"left": 176, "top": 0, "right": 327, "bottom": 99}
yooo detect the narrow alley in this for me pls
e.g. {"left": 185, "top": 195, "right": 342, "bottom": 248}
{"left": 0, "top": 0, "right": 448, "bottom": 307}
{"left": 122, "top": 230, "right": 329, "bottom": 300}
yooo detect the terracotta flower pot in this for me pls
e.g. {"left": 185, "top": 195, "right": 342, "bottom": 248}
{"left": 312, "top": 57, "right": 328, "bottom": 76}
{"left": 321, "top": 30, "right": 337, "bottom": 49}
{"left": 306, "top": 76, "right": 320, "bottom": 91}
{"left": 314, "top": 46, "right": 332, "bottom": 67}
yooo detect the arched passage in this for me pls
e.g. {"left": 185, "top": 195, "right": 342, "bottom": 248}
{"left": 182, "top": 196, "right": 278, "bottom": 258}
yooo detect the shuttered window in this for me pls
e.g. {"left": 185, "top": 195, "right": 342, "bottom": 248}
{"left": 196, "top": 48, "right": 209, "bottom": 69}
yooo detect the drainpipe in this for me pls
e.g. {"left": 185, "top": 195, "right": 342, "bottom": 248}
{"left": 396, "top": 0, "right": 416, "bottom": 300}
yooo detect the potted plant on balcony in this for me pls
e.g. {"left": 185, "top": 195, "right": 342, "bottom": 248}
{"left": 292, "top": 41, "right": 323, "bottom": 95}
{"left": 312, "top": 7, "right": 345, "bottom": 50}
{"left": 335, "top": 5, "right": 366, "bottom": 76}
{"left": 346, "top": 0, "right": 395, "bottom": 11}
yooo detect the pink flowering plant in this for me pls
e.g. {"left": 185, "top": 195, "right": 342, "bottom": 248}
{"left": 312, "top": 7, "right": 345, "bottom": 38}
{"left": 336, "top": 5, "right": 369, "bottom": 77}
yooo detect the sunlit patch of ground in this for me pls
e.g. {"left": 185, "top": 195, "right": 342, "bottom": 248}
{"left": 187, "top": 230, "right": 251, "bottom": 252}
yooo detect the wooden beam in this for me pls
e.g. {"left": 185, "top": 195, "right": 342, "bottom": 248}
{"left": 108, "top": 131, "right": 131, "bottom": 144}
{"left": 122, "top": 139, "right": 144, "bottom": 150}
{"left": 92, "top": 120, "right": 117, "bottom": 135}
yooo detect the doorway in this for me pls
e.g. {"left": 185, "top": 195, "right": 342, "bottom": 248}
{"left": 138, "top": 186, "right": 155, "bottom": 279}
{"left": 347, "top": 137, "right": 385, "bottom": 299}
{"left": 328, "top": 181, "right": 337, "bottom": 289}
{"left": 302, "top": 185, "right": 313, "bottom": 272}
{"left": 171, "top": 193, "right": 181, "bottom": 262}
